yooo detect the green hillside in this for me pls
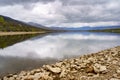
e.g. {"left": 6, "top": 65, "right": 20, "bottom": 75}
{"left": 0, "top": 15, "right": 48, "bottom": 32}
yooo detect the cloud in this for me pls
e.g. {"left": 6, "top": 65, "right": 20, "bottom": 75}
{"left": 0, "top": 0, "right": 55, "bottom": 6}
{"left": 0, "top": 0, "right": 120, "bottom": 27}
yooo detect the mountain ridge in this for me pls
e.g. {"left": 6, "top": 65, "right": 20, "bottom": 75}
{"left": 0, "top": 15, "right": 49, "bottom": 32}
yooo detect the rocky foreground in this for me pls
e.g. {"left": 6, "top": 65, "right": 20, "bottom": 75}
{"left": 1, "top": 46, "right": 120, "bottom": 80}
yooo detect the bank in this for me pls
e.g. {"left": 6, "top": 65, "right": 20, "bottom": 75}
{"left": 1, "top": 46, "right": 120, "bottom": 80}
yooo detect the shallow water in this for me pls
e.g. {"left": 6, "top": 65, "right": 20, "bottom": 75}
{"left": 0, "top": 32, "right": 120, "bottom": 77}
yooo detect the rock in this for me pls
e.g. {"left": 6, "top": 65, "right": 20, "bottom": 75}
{"left": 9, "top": 77, "right": 15, "bottom": 80}
{"left": 3, "top": 77, "right": 8, "bottom": 80}
{"left": 86, "top": 66, "right": 94, "bottom": 73}
{"left": 116, "top": 68, "right": 120, "bottom": 74}
{"left": 110, "top": 78, "right": 120, "bottom": 80}
{"left": 93, "top": 63, "right": 107, "bottom": 73}
{"left": 6, "top": 74, "right": 13, "bottom": 78}
{"left": 112, "top": 60, "right": 118, "bottom": 64}
{"left": 56, "top": 62, "right": 62, "bottom": 67}
{"left": 60, "top": 69, "right": 66, "bottom": 78}
{"left": 113, "top": 74, "right": 118, "bottom": 78}
{"left": 46, "top": 65, "right": 61, "bottom": 73}
{"left": 80, "top": 76, "right": 88, "bottom": 80}
{"left": 19, "top": 71, "right": 27, "bottom": 76}
{"left": 39, "top": 74, "right": 53, "bottom": 80}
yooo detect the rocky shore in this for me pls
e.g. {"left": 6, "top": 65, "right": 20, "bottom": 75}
{"left": 1, "top": 46, "right": 120, "bottom": 80}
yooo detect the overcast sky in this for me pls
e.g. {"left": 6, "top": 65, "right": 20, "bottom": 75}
{"left": 0, "top": 0, "right": 120, "bottom": 27}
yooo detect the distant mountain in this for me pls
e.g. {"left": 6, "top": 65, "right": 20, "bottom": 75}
{"left": 50, "top": 26, "right": 120, "bottom": 31}
{"left": 28, "top": 22, "right": 45, "bottom": 28}
{"left": 28, "top": 22, "right": 120, "bottom": 32}
{"left": 28, "top": 22, "right": 51, "bottom": 30}
{"left": 0, "top": 15, "right": 49, "bottom": 32}
{"left": 87, "top": 26, "right": 120, "bottom": 30}
{"left": 28, "top": 22, "right": 65, "bottom": 31}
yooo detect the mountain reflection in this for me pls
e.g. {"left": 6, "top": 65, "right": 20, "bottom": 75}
{"left": 0, "top": 33, "right": 47, "bottom": 48}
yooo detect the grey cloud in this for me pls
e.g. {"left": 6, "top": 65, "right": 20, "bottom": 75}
{"left": 60, "top": 0, "right": 108, "bottom": 6}
{"left": 55, "top": 0, "right": 120, "bottom": 23}
{"left": 0, "top": 0, "right": 120, "bottom": 27}
{"left": 0, "top": 0, "right": 55, "bottom": 6}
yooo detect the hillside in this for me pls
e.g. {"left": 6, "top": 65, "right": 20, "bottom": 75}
{"left": 0, "top": 15, "right": 48, "bottom": 32}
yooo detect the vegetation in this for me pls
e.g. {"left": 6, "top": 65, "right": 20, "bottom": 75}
{"left": 0, "top": 15, "right": 48, "bottom": 32}
{"left": 89, "top": 28, "right": 120, "bottom": 33}
{"left": 0, "top": 34, "right": 40, "bottom": 48}
{"left": 0, "top": 16, "right": 4, "bottom": 23}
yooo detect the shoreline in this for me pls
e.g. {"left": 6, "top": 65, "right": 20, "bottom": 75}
{"left": 0, "top": 32, "right": 46, "bottom": 36}
{"left": 1, "top": 46, "right": 120, "bottom": 80}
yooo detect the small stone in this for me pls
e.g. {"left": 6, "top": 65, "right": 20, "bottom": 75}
{"left": 112, "top": 60, "right": 118, "bottom": 64}
{"left": 93, "top": 74, "right": 99, "bottom": 77}
{"left": 110, "top": 78, "right": 119, "bottom": 80}
{"left": 9, "top": 77, "right": 15, "bottom": 80}
{"left": 60, "top": 69, "right": 66, "bottom": 78}
{"left": 113, "top": 74, "right": 117, "bottom": 78}
{"left": 56, "top": 62, "right": 62, "bottom": 67}
{"left": 93, "top": 63, "right": 107, "bottom": 73}
{"left": 87, "top": 73, "right": 94, "bottom": 76}
{"left": 86, "top": 66, "right": 94, "bottom": 73}
{"left": 40, "top": 74, "right": 53, "bottom": 80}
{"left": 3, "top": 77, "right": 9, "bottom": 80}
{"left": 116, "top": 68, "right": 120, "bottom": 74}
{"left": 19, "top": 71, "right": 27, "bottom": 76}
{"left": 6, "top": 74, "right": 13, "bottom": 78}
{"left": 80, "top": 76, "right": 88, "bottom": 80}
{"left": 46, "top": 65, "right": 61, "bottom": 73}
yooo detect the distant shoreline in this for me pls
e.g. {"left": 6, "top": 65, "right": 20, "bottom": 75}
{"left": 0, "top": 32, "right": 46, "bottom": 36}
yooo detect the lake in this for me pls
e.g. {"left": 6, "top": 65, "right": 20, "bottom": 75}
{"left": 0, "top": 32, "right": 120, "bottom": 77}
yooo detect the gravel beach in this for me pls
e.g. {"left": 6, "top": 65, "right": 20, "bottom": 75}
{"left": 1, "top": 46, "right": 120, "bottom": 80}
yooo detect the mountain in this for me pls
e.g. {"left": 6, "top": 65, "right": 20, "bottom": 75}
{"left": 28, "top": 22, "right": 120, "bottom": 33}
{"left": 28, "top": 22, "right": 51, "bottom": 30}
{"left": 28, "top": 22, "right": 66, "bottom": 31}
{"left": 50, "top": 26, "right": 120, "bottom": 31}
{"left": 0, "top": 15, "right": 49, "bottom": 32}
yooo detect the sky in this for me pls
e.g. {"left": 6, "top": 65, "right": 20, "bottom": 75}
{"left": 0, "top": 0, "right": 120, "bottom": 27}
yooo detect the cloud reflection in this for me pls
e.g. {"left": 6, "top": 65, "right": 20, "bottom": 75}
{"left": 0, "top": 32, "right": 120, "bottom": 59}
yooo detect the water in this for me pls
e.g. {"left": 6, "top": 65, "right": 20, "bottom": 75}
{"left": 0, "top": 32, "right": 120, "bottom": 77}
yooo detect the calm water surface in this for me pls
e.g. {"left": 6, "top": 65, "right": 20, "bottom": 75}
{"left": 0, "top": 32, "right": 120, "bottom": 77}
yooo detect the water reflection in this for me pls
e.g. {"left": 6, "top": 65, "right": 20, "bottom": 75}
{"left": 0, "top": 34, "right": 46, "bottom": 48}
{"left": 0, "top": 32, "right": 120, "bottom": 77}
